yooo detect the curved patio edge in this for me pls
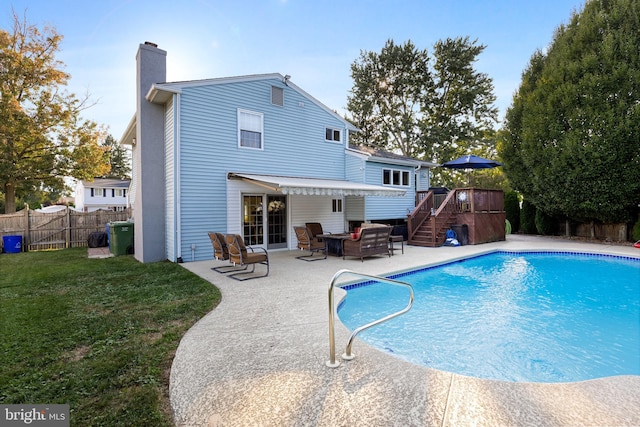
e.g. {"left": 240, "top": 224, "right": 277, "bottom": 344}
{"left": 172, "top": 235, "right": 640, "bottom": 426}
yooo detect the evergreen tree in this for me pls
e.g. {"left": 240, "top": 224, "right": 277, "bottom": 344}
{"left": 100, "top": 134, "right": 131, "bottom": 179}
{"left": 499, "top": 0, "right": 640, "bottom": 223}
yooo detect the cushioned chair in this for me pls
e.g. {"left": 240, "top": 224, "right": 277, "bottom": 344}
{"left": 224, "top": 234, "right": 270, "bottom": 281}
{"left": 342, "top": 225, "right": 392, "bottom": 262}
{"left": 293, "top": 226, "right": 327, "bottom": 261}
{"left": 208, "top": 232, "right": 243, "bottom": 273}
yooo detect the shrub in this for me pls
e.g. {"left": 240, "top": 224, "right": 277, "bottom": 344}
{"left": 633, "top": 218, "right": 640, "bottom": 241}
{"left": 535, "top": 209, "right": 556, "bottom": 235}
{"left": 504, "top": 191, "right": 520, "bottom": 233}
{"left": 520, "top": 199, "right": 537, "bottom": 234}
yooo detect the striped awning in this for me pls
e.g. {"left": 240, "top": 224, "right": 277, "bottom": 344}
{"left": 228, "top": 173, "right": 406, "bottom": 197}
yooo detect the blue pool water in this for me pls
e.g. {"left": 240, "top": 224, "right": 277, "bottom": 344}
{"left": 337, "top": 251, "right": 640, "bottom": 383}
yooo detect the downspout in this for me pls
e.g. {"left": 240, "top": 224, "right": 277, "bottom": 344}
{"left": 175, "top": 93, "right": 183, "bottom": 262}
{"left": 414, "top": 164, "right": 429, "bottom": 190}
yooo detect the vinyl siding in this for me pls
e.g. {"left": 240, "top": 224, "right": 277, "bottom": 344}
{"left": 164, "top": 98, "right": 176, "bottom": 261}
{"left": 345, "top": 154, "right": 365, "bottom": 182}
{"left": 289, "top": 196, "right": 345, "bottom": 236}
{"left": 176, "top": 77, "right": 350, "bottom": 260}
{"left": 364, "top": 162, "right": 416, "bottom": 220}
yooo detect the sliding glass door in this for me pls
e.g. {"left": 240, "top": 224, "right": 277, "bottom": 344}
{"left": 267, "top": 195, "right": 286, "bottom": 249}
{"left": 242, "top": 195, "right": 263, "bottom": 246}
{"left": 242, "top": 194, "right": 287, "bottom": 249}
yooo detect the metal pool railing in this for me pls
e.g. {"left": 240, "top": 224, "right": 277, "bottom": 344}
{"left": 326, "top": 269, "right": 414, "bottom": 368}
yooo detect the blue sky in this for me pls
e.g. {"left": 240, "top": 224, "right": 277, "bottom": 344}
{"left": 4, "top": 0, "right": 585, "bottom": 139}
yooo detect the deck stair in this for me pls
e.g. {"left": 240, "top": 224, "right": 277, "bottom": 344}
{"left": 408, "top": 189, "right": 459, "bottom": 247}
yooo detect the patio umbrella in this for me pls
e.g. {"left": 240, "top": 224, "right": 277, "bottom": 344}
{"left": 441, "top": 155, "right": 503, "bottom": 185}
{"left": 442, "top": 154, "right": 503, "bottom": 169}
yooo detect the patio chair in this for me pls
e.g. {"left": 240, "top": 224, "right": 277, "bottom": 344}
{"left": 305, "top": 222, "right": 325, "bottom": 242}
{"left": 293, "top": 226, "right": 327, "bottom": 261}
{"left": 224, "top": 234, "right": 270, "bottom": 281}
{"left": 208, "top": 232, "right": 245, "bottom": 273}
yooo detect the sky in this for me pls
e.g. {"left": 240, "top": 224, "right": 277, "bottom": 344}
{"left": 3, "top": 0, "right": 586, "bottom": 140}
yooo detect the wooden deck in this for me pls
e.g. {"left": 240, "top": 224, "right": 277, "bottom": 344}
{"left": 408, "top": 188, "right": 505, "bottom": 247}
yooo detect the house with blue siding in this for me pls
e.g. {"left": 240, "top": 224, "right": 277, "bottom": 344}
{"left": 120, "top": 42, "right": 436, "bottom": 263}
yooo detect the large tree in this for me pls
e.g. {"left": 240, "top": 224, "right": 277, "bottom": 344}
{"left": 499, "top": 0, "right": 640, "bottom": 223}
{"left": 99, "top": 134, "right": 131, "bottom": 180}
{"left": 347, "top": 37, "right": 499, "bottom": 187}
{"left": 347, "top": 39, "right": 433, "bottom": 159}
{"left": 0, "top": 10, "right": 109, "bottom": 213}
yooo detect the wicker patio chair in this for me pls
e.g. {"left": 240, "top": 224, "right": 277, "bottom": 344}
{"left": 224, "top": 234, "right": 270, "bottom": 281}
{"left": 293, "top": 226, "right": 327, "bottom": 261}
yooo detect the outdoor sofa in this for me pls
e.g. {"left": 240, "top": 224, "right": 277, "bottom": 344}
{"left": 342, "top": 223, "right": 393, "bottom": 262}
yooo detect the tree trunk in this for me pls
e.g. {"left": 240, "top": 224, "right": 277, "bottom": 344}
{"left": 4, "top": 183, "right": 16, "bottom": 213}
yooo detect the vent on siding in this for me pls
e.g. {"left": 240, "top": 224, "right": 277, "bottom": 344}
{"left": 271, "top": 86, "right": 284, "bottom": 106}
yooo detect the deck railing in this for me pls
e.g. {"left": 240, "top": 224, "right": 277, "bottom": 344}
{"left": 409, "top": 188, "right": 504, "bottom": 245}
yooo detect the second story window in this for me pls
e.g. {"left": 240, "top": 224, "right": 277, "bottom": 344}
{"left": 238, "top": 109, "right": 263, "bottom": 150}
{"left": 91, "top": 188, "right": 105, "bottom": 197}
{"left": 383, "top": 169, "right": 410, "bottom": 187}
{"left": 325, "top": 127, "right": 341, "bottom": 143}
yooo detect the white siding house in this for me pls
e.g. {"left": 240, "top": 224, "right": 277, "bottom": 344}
{"left": 75, "top": 178, "right": 130, "bottom": 212}
{"left": 120, "top": 42, "right": 436, "bottom": 263}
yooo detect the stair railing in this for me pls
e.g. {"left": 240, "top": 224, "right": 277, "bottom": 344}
{"left": 431, "top": 190, "right": 459, "bottom": 245}
{"left": 326, "top": 269, "right": 414, "bottom": 368}
{"left": 407, "top": 190, "right": 433, "bottom": 242}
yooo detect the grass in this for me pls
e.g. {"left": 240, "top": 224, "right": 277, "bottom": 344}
{"left": 0, "top": 248, "right": 221, "bottom": 426}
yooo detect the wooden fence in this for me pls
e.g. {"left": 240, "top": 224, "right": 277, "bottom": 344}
{"left": 0, "top": 207, "right": 131, "bottom": 252}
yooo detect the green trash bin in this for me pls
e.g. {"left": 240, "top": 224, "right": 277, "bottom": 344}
{"left": 109, "top": 221, "right": 134, "bottom": 255}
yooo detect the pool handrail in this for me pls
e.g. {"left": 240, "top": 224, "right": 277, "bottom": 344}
{"left": 327, "top": 269, "right": 414, "bottom": 368}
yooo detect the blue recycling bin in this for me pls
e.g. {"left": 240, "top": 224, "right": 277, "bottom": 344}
{"left": 3, "top": 235, "right": 22, "bottom": 253}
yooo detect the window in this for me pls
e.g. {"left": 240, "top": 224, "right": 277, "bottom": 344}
{"left": 238, "top": 109, "right": 263, "bottom": 149}
{"left": 115, "top": 189, "right": 124, "bottom": 197}
{"left": 91, "top": 188, "right": 105, "bottom": 197}
{"left": 332, "top": 199, "right": 342, "bottom": 213}
{"left": 393, "top": 170, "right": 401, "bottom": 185}
{"left": 271, "top": 86, "right": 284, "bottom": 106}
{"left": 383, "top": 168, "right": 410, "bottom": 187}
{"left": 325, "top": 127, "right": 341, "bottom": 142}
{"left": 402, "top": 171, "right": 410, "bottom": 186}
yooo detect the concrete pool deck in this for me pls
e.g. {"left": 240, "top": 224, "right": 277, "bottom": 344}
{"left": 172, "top": 235, "right": 640, "bottom": 426}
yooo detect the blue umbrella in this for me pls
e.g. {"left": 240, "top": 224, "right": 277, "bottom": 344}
{"left": 441, "top": 155, "right": 503, "bottom": 186}
{"left": 442, "top": 154, "right": 503, "bottom": 169}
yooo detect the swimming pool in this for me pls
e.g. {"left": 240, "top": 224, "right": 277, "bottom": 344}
{"left": 337, "top": 251, "right": 640, "bottom": 383}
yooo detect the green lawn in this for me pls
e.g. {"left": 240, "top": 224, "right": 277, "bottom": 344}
{"left": 0, "top": 248, "right": 221, "bottom": 426}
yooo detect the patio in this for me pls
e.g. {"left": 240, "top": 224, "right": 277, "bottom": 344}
{"left": 172, "top": 235, "right": 640, "bottom": 426}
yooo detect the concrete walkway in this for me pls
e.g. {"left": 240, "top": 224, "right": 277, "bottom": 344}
{"left": 172, "top": 235, "right": 640, "bottom": 426}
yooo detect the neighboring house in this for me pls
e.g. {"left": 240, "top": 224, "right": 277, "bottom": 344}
{"left": 120, "top": 42, "right": 436, "bottom": 263}
{"left": 35, "top": 205, "right": 79, "bottom": 213}
{"left": 75, "top": 178, "right": 130, "bottom": 212}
